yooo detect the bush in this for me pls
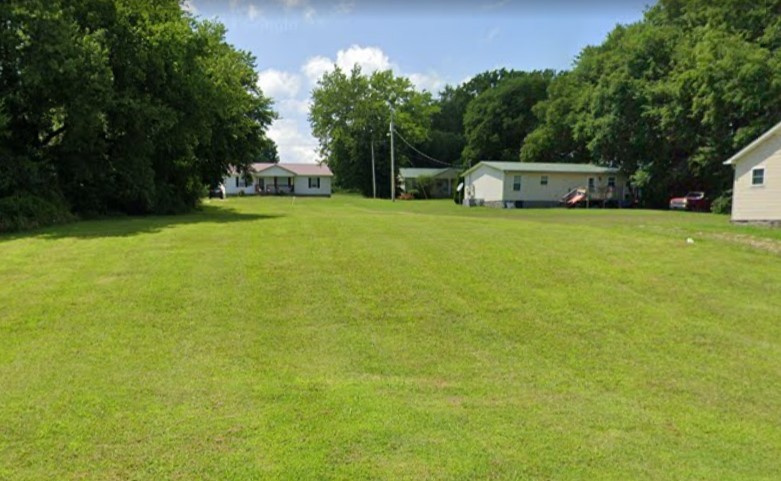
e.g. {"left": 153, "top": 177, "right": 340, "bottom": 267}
{"left": 0, "top": 194, "right": 76, "bottom": 233}
{"left": 238, "top": 190, "right": 245, "bottom": 197}
{"left": 711, "top": 190, "right": 732, "bottom": 214}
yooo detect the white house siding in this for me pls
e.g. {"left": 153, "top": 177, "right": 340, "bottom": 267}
{"left": 224, "top": 174, "right": 256, "bottom": 195}
{"left": 464, "top": 165, "right": 504, "bottom": 202}
{"left": 502, "top": 172, "right": 626, "bottom": 205}
{"left": 732, "top": 132, "right": 781, "bottom": 222}
{"left": 293, "top": 176, "right": 332, "bottom": 196}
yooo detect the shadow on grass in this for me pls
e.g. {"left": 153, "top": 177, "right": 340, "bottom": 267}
{"left": 1, "top": 204, "right": 281, "bottom": 241}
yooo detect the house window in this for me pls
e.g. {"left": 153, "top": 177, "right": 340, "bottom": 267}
{"left": 309, "top": 177, "right": 321, "bottom": 189}
{"left": 607, "top": 177, "right": 616, "bottom": 188}
{"left": 540, "top": 175, "right": 548, "bottom": 186}
{"left": 236, "top": 176, "right": 250, "bottom": 188}
{"left": 752, "top": 168, "right": 765, "bottom": 186}
{"left": 257, "top": 178, "right": 265, "bottom": 190}
{"left": 513, "top": 175, "right": 522, "bottom": 191}
{"left": 588, "top": 177, "right": 596, "bottom": 192}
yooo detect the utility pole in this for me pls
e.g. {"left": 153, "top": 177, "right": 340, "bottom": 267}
{"left": 370, "top": 139, "right": 377, "bottom": 199}
{"left": 389, "top": 108, "right": 395, "bottom": 202}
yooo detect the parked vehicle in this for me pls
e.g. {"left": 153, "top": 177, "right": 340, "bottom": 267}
{"left": 208, "top": 184, "right": 225, "bottom": 199}
{"left": 669, "top": 191, "right": 709, "bottom": 211}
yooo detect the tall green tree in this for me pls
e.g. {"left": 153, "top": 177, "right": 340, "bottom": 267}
{"left": 309, "top": 67, "right": 438, "bottom": 197}
{"left": 0, "top": 0, "right": 275, "bottom": 230}
{"left": 521, "top": 0, "right": 781, "bottom": 206}
{"left": 461, "top": 70, "right": 555, "bottom": 165}
{"left": 422, "top": 69, "right": 527, "bottom": 167}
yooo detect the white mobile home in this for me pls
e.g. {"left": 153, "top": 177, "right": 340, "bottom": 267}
{"left": 462, "top": 161, "right": 628, "bottom": 208}
{"left": 724, "top": 121, "right": 781, "bottom": 225}
{"left": 224, "top": 163, "right": 333, "bottom": 197}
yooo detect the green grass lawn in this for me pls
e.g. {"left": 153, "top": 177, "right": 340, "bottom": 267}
{"left": 1, "top": 196, "right": 780, "bottom": 480}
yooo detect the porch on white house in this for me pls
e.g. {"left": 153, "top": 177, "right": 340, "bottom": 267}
{"left": 254, "top": 175, "right": 295, "bottom": 195}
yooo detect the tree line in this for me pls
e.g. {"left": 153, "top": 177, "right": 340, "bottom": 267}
{"left": 0, "top": 0, "right": 276, "bottom": 232}
{"left": 309, "top": 0, "right": 781, "bottom": 208}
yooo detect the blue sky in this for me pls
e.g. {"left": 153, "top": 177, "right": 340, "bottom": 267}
{"left": 185, "top": 0, "right": 652, "bottom": 163}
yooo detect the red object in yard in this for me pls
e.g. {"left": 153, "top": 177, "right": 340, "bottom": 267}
{"left": 669, "top": 191, "right": 710, "bottom": 212}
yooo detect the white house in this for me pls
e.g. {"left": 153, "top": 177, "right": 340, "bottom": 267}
{"left": 224, "top": 163, "right": 333, "bottom": 197}
{"left": 724, "top": 121, "right": 781, "bottom": 225}
{"left": 461, "top": 161, "right": 629, "bottom": 208}
{"left": 399, "top": 167, "right": 459, "bottom": 198}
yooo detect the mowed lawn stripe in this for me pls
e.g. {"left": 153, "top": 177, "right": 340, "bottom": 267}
{"left": 1, "top": 195, "right": 779, "bottom": 480}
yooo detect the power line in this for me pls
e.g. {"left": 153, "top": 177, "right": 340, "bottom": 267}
{"left": 392, "top": 128, "right": 457, "bottom": 167}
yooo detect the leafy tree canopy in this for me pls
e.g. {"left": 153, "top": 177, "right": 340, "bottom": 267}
{"left": 309, "top": 66, "right": 438, "bottom": 198}
{"left": 0, "top": 0, "right": 275, "bottom": 228}
{"left": 462, "top": 70, "right": 555, "bottom": 165}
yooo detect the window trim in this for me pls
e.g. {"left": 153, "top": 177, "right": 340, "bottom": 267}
{"left": 512, "top": 175, "right": 522, "bottom": 192}
{"left": 752, "top": 168, "right": 765, "bottom": 186}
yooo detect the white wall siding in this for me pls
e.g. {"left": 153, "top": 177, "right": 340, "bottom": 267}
{"left": 293, "top": 176, "right": 332, "bottom": 196}
{"left": 503, "top": 172, "right": 627, "bottom": 202}
{"left": 223, "top": 175, "right": 256, "bottom": 195}
{"left": 732, "top": 132, "right": 781, "bottom": 221}
{"left": 465, "top": 165, "right": 504, "bottom": 201}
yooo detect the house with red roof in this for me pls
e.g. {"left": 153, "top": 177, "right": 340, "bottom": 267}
{"left": 224, "top": 163, "right": 333, "bottom": 197}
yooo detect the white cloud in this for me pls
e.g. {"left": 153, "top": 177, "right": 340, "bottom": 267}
{"left": 268, "top": 119, "right": 319, "bottom": 164}
{"left": 257, "top": 69, "right": 302, "bottom": 99}
{"left": 484, "top": 27, "right": 500, "bottom": 43}
{"left": 302, "top": 45, "right": 394, "bottom": 85}
{"left": 333, "top": 1, "right": 355, "bottom": 15}
{"left": 335, "top": 45, "right": 392, "bottom": 74}
{"left": 279, "top": 98, "right": 311, "bottom": 117}
{"left": 302, "top": 55, "right": 335, "bottom": 84}
{"left": 409, "top": 72, "right": 447, "bottom": 93}
{"left": 303, "top": 6, "right": 317, "bottom": 23}
{"left": 181, "top": 0, "right": 198, "bottom": 14}
{"left": 247, "top": 3, "right": 262, "bottom": 20}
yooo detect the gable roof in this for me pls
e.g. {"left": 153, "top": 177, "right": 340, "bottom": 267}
{"left": 251, "top": 163, "right": 333, "bottom": 176}
{"left": 399, "top": 167, "right": 458, "bottom": 179}
{"left": 462, "top": 161, "right": 620, "bottom": 177}
{"left": 724, "top": 119, "right": 781, "bottom": 165}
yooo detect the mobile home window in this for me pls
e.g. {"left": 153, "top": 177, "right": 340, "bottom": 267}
{"left": 752, "top": 168, "right": 765, "bottom": 186}
{"left": 588, "top": 177, "right": 596, "bottom": 192}
{"left": 308, "top": 177, "right": 321, "bottom": 189}
{"left": 540, "top": 175, "right": 548, "bottom": 186}
{"left": 513, "top": 175, "right": 522, "bottom": 191}
{"left": 607, "top": 177, "right": 616, "bottom": 188}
